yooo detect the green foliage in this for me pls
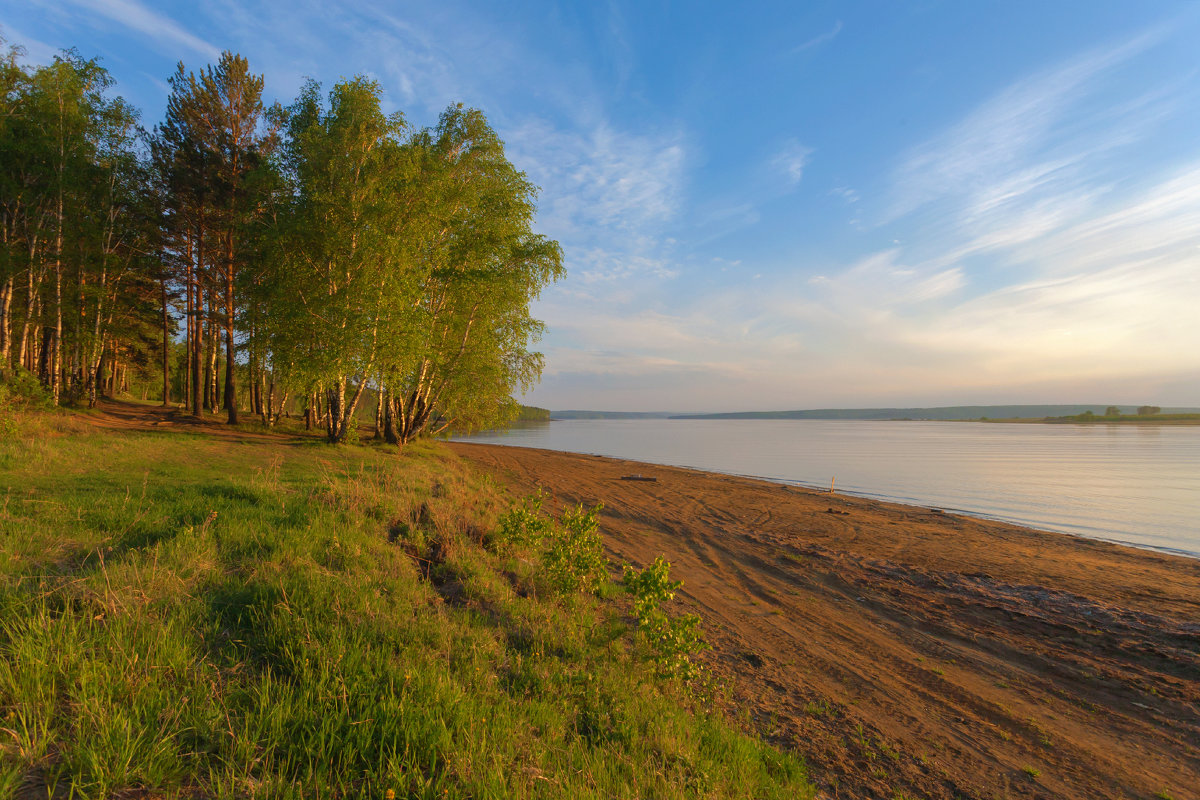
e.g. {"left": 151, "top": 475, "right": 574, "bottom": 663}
{"left": 623, "top": 557, "right": 710, "bottom": 686}
{"left": 495, "top": 494, "right": 609, "bottom": 598}
{"left": 260, "top": 86, "right": 564, "bottom": 444}
{"left": 624, "top": 555, "right": 682, "bottom": 616}
{"left": 1138, "top": 405, "right": 1162, "bottom": 416}
{"left": 494, "top": 488, "right": 553, "bottom": 547}
{"left": 0, "top": 420, "right": 813, "bottom": 799}
{"left": 1, "top": 43, "right": 158, "bottom": 405}
{"left": 0, "top": 368, "right": 53, "bottom": 438}
{"left": 3, "top": 39, "right": 561, "bottom": 441}
{"left": 541, "top": 504, "right": 609, "bottom": 597}
{"left": 515, "top": 404, "right": 552, "bottom": 422}
{"left": 0, "top": 367, "right": 51, "bottom": 410}
{"left": 1104, "top": 406, "right": 1121, "bottom": 417}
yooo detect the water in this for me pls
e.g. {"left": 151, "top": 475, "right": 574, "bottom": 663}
{"left": 456, "top": 419, "right": 1200, "bottom": 556}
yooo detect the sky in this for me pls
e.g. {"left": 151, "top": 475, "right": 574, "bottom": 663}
{"left": 4, "top": 0, "right": 1200, "bottom": 411}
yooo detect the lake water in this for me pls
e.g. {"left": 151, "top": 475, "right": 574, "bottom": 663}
{"left": 456, "top": 419, "right": 1200, "bottom": 557}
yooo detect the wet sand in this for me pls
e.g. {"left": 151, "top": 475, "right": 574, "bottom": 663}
{"left": 449, "top": 441, "right": 1200, "bottom": 800}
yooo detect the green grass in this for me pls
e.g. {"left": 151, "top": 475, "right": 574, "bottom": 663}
{"left": 0, "top": 411, "right": 813, "bottom": 799}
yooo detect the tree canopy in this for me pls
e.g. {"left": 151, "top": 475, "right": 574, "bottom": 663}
{"left": 0, "top": 39, "right": 562, "bottom": 444}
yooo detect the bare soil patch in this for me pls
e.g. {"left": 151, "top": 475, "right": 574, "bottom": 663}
{"left": 449, "top": 441, "right": 1200, "bottom": 800}
{"left": 80, "top": 399, "right": 298, "bottom": 443}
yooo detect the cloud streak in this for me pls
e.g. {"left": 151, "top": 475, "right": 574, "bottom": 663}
{"left": 890, "top": 27, "right": 1164, "bottom": 222}
{"left": 530, "top": 26, "right": 1200, "bottom": 410}
{"left": 66, "top": 0, "right": 220, "bottom": 61}
{"left": 791, "top": 20, "right": 842, "bottom": 54}
{"left": 772, "top": 139, "right": 813, "bottom": 186}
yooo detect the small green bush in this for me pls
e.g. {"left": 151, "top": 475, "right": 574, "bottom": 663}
{"left": 494, "top": 488, "right": 553, "bottom": 548}
{"left": 542, "top": 503, "right": 609, "bottom": 596}
{"left": 624, "top": 557, "right": 709, "bottom": 686}
{"left": 0, "top": 367, "right": 52, "bottom": 409}
{"left": 0, "top": 368, "right": 53, "bottom": 438}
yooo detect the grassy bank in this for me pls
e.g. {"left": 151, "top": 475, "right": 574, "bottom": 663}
{"left": 0, "top": 410, "right": 811, "bottom": 799}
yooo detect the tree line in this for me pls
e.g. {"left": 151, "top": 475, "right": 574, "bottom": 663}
{"left": 0, "top": 40, "right": 562, "bottom": 442}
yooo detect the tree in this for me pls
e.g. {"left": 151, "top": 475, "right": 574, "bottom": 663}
{"left": 4, "top": 43, "right": 563, "bottom": 438}
{"left": 156, "top": 53, "right": 271, "bottom": 423}
{"left": 259, "top": 77, "right": 413, "bottom": 442}
{"left": 1137, "top": 405, "right": 1161, "bottom": 416}
{"left": 2, "top": 45, "right": 157, "bottom": 404}
{"left": 380, "top": 105, "right": 563, "bottom": 444}
{"left": 1104, "top": 406, "right": 1121, "bottom": 417}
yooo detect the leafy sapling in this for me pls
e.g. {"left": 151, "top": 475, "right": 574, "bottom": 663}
{"left": 623, "top": 556, "right": 709, "bottom": 686}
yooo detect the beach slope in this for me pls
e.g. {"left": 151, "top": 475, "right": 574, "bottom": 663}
{"left": 450, "top": 441, "right": 1200, "bottom": 800}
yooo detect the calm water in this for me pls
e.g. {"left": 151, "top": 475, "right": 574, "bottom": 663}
{"left": 456, "top": 419, "right": 1200, "bottom": 556}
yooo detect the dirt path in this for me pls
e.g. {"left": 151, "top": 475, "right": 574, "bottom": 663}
{"left": 80, "top": 399, "right": 300, "bottom": 443}
{"left": 449, "top": 442, "right": 1200, "bottom": 800}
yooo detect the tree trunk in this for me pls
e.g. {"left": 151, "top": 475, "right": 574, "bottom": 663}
{"left": 160, "top": 274, "right": 170, "bottom": 406}
{"left": 18, "top": 243, "right": 38, "bottom": 373}
{"left": 325, "top": 379, "right": 345, "bottom": 442}
{"left": 190, "top": 232, "right": 203, "bottom": 417}
{"left": 0, "top": 273, "right": 12, "bottom": 371}
{"left": 374, "top": 385, "right": 384, "bottom": 439}
{"left": 204, "top": 295, "right": 216, "bottom": 412}
{"left": 224, "top": 234, "right": 237, "bottom": 424}
{"left": 383, "top": 390, "right": 400, "bottom": 445}
{"left": 50, "top": 241, "right": 62, "bottom": 403}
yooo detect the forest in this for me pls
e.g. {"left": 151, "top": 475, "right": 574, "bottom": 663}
{"left": 0, "top": 40, "right": 563, "bottom": 443}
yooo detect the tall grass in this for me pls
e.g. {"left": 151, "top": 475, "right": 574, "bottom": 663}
{"left": 0, "top": 415, "right": 812, "bottom": 798}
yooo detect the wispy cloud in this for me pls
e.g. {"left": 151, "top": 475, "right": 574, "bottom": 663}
{"left": 772, "top": 139, "right": 813, "bottom": 185}
{"left": 508, "top": 119, "right": 684, "bottom": 235}
{"left": 506, "top": 118, "right": 685, "bottom": 282}
{"left": 889, "top": 27, "right": 1164, "bottom": 222}
{"left": 831, "top": 186, "right": 860, "bottom": 204}
{"left": 791, "top": 20, "right": 842, "bottom": 54}
{"left": 0, "top": 23, "right": 60, "bottom": 65}
{"left": 65, "top": 0, "right": 220, "bottom": 61}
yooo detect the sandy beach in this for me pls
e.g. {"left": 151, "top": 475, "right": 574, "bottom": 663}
{"left": 449, "top": 441, "right": 1200, "bottom": 800}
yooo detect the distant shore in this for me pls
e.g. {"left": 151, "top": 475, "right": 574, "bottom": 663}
{"left": 975, "top": 414, "right": 1200, "bottom": 425}
{"left": 451, "top": 441, "right": 1200, "bottom": 800}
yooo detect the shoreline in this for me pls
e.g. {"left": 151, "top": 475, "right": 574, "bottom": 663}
{"left": 452, "top": 437, "right": 1199, "bottom": 560}
{"left": 449, "top": 441, "right": 1200, "bottom": 800}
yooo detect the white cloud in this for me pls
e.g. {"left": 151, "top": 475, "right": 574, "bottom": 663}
{"left": 507, "top": 118, "right": 684, "bottom": 237}
{"left": 64, "top": 0, "right": 220, "bottom": 61}
{"left": 772, "top": 139, "right": 813, "bottom": 186}
{"left": 890, "top": 27, "right": 1163, "bottom": 222}
{"left": 506, "top": 117, "right": 686, "bottom": 283}
{"left": 831, "top": 186, "right": 859, "bottom": 204}
{"left": 0, "top": 23, "right": 60, "bottom": 65}
{"left": 791, "top": 20, "right": 842, "bottom": 54}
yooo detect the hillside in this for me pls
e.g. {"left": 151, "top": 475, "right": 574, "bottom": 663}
{"left": 0, "top": 402, "right": 811, "bottom": 799}
{"left": 551, "top": 411, "right": 679, "bottom": 420}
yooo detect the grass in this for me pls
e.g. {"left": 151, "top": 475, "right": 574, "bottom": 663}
{"left": 0, "top": 410, "right": 813, "bottom": 799}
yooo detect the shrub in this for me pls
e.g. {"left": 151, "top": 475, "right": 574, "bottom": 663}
{"left": 542, "top": 503, "right": 608, "bottom": 596}
{"left": 0, "top": 368, "right": 53, "bottom": 438}
{"left": 494, "top": 488, "right": 553, "bottom": 548}
{"left": 623, "top": 557, "right": 709, "bottom": 686}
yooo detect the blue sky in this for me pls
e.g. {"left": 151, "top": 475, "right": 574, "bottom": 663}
{"left": 5, "top": 1, "right": 1200, "bottom": 410}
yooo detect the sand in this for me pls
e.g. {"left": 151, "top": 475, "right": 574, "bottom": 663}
{"left": 449, "top": 441, "right": 1200, "bottom": 800}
